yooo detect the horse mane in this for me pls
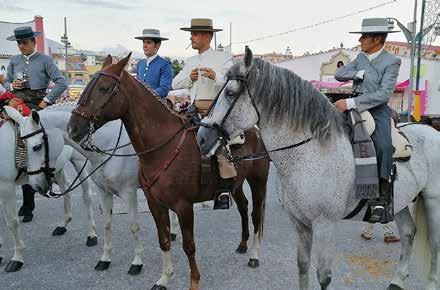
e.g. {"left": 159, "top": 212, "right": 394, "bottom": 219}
{"left": 43, "top": 101, "right": 77, "bottom": 112}
{"left": 246, "top": 58, "right": 346, "bottom": 142}
{"left": 127, "top": 72, "right": 181, "bottom": 118}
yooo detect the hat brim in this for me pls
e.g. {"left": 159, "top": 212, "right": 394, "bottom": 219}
{"left": 180, "top": 27, "right": 222, "bottom": 32}
{"left": 134, "top": 35, "right": 169, "bottom": 41}
{"left": 349, "top": 30, "right": 399, "bottom": 34}
{"left": 6, "top": 31, "right": 42, "bottom": 41}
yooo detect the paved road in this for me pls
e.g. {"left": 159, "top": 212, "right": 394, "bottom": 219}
{"left": 0, "top": 165, "right": 424, "bottom": 289}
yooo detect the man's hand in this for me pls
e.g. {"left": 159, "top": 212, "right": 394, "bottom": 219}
{"left": 334, "top": 99, "right": 348, "bottom": 112}
{"left": 38, "top": 100, "right": 49, "bottom": 109}
{"left": 200, "top": 68, "right": 216, "bottom": 80}
{"left": 190, "top": 68, "right": 199, "bottom": 81}
{"left": 12, "top": 80, "right": 24, "bottom": 90}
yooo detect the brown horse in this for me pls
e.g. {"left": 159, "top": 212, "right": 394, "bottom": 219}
{"left": 67, "top": 54, "right": 269, "bottom": 290}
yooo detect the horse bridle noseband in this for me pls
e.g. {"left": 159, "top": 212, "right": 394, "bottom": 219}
{"left": 20, "top": 123, "right": 56, "bottom": 197}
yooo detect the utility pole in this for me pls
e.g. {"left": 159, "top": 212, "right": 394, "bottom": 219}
{"left": 60, "top": 17, "right": 71, "bottom": 94}
{"left": 229, "top": 22, "right": 232, "bottom": 54}
{"left": 408, "top": 0, "right": 418, "bottom": 121}
{"left": 415, "top": 0, "right": 427, "bottom": 92}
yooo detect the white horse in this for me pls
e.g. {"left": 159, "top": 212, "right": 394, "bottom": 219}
{"left": 0, "top": 107, "right": 97, "bottom": 272}
{"left": 197, "top": 48, "right": 440, "bottom": 290}
{"left": 5, "top": 103, "right": 180, "bottom": 275}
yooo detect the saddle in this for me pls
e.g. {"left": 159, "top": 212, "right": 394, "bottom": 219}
{"left": 360, "top": 110, "right": 412, "bottom": 160}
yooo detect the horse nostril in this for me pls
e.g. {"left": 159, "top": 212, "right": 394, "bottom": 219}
{"left": 200, "top": 137, "right": 205, "bottom": 145}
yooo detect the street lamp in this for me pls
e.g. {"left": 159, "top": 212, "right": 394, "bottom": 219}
{"left": 387, "top": 17, "right": 417, "bottom": 121}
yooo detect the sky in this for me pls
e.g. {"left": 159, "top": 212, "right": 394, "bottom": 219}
{"left": 1, "top": 0, "right": 439, "bottom": 59}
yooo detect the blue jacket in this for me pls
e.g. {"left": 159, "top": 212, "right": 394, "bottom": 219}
{"left": 136, "top": 56, "right": 173, "bottom": 98}
{"left": 5, "top": 52, "right": 68, "bottom": 103}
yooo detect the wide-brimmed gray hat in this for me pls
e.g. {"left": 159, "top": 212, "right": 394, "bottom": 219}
{"left": 180, "top": 18, "right": 222, "bottom": 32}
{"left": 134, "top": 29, "right": 169, "bottom": 41}
{"left": 350, "top": 18, "right": 399, "bottom": 34}
{"left": 7, "top": 26, "right": 42, "bottom": 41}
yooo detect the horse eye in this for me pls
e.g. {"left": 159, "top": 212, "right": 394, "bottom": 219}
{"left": 33, "top": 144, "right": 43, "bottom": 151}
{"left": 99, "top": 86, "right": 110, "bottom": 93}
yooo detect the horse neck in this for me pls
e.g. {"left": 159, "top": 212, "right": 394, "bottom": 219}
{"left": 119, "top": 76, "right": 183, "bottom": 153}
{"left": 40, "top": 110, "right": 71, "bottom": 131}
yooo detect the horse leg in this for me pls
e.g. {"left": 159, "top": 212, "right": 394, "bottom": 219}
{"left": 292, "top": 217, "right": 313, "bottom": 290}
{"left": 1, "top": 184, "right": 25, "bottom": 272}
{"left": 95, "top": 189, "right": 113, "bottom": 271}
{"left": 71, "top": 154, "right": 98, "bottom": 246}
{"left": 176, "top": 205, "right": 200, "bottom": 290}
{"left": 423, "top": 196, "right": 440, "bottom": 290}
{"left": 248, "top": 176, "right": 267, "bottom": 268}
{"left": 314, "top": 219, "right": 336, "bottom": 290}
{"left": 232, "top": 184, "right": 249, "bottom": 254}
{"left": 388, "top": 206, "right": 415, "bottom": 290}
{"left": 52, "top": 171, "right": 72, "bottom": 236}
{"left": 124, "top": 190, "right": 143, "bottom": 275}
{"left": 148, "top": 199, "right": 173, "bottom": 290}
{"left": 170, "top": 211, "right": 179, "bottom": 242}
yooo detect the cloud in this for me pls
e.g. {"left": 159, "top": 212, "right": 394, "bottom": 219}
{"left": 0, "top": 3, "right": 32, "bottom": 12}
{"left": 67, "top": 0, "right": 140, "bottom": 10}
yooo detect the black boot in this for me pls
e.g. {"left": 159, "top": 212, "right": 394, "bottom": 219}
{"left": 368, "top": 179, "right": 394, "bottom": 224}
{"left": 19, "top": 184, "right": 35, "bottom": 223}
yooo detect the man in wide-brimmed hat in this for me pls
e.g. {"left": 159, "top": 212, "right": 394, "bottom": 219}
{"left": 173, "top": 18, "right": 234, "bottom": 210}
{"left": 5, "top": 26, "right": 67, "bottom": 223}
{"left": 335, "top": 18, "right": 402, "bottom": 224}
{"left": 135, "top": 29, "right": 172, "bottom": 98}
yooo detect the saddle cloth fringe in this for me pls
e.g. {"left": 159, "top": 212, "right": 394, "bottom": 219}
{"left": 14, "top": 122, "right": 27, "bottom": 170}
{"left": 350, "top": 110, "right": 379, "bottom": 199}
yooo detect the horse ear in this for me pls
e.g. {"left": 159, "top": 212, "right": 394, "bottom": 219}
{"left": 244, "top": 46, "right": 253, "bottom": 72}
{"left": 31, "top": 110, "right": 40, "bottom": 125}
{"left": 4, "top": 106, "right": 23, "bottom": 124}
{"left": 102, "top": 54, "right": 112, "bottom": 68}
{"left": 115, "top": 52, "right": 132, "bottom": 71}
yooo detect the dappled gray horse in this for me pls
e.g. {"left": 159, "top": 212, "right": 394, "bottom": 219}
{"left": 197, "top": 47, "right": 440, "bottom": 290}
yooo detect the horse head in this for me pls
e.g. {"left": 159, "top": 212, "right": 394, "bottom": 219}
{"left": 68, "top": 53, "right": 131, "bottom": 144}
{"left": 197, "top": 46, "right": 259, "bottom": 156}
{"left": 5, "top": 106, "right": 66, "bottom": 194}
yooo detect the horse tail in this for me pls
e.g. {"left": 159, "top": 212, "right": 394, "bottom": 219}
{"left": 413, "top": 195, "right": 431, "bottom": 282}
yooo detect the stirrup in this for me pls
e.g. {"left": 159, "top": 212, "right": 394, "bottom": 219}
{"left": 213, "top": 192, "right": 230, "bottom": 210}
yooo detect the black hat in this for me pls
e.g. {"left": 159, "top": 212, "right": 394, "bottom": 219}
{"left": 7, "top": 26, "right": 42, "bottom": 41}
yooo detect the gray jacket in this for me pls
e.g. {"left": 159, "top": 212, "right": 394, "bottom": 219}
{"left": 334, "top": 50, "right": 401, "bottom": 112}
{"left": 5, "top": 52, "right": 68, "bottom": 103}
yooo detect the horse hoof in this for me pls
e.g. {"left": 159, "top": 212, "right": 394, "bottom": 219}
{"left": 52, "top": 226, "right": 67, "bottom": 236}
{"left": 5, "top": 260, "right": 23, "bottom": 272}
{"left": 95, "top": 260, "right": 110, "bottom": 271}
{"left": 86, "top": 236, "right": 98, "bottom": 247}
{"left": 235, "top": 244, "right": 247, "bottom": 254}
{"left": 248, "top": 258, "right": 259, "bottom": 268}
{"left": 170, "top": 233, "right": 177, "bottom": 242}
{"left": 151, "top": 285, "right": 167, "bottom": 290}
{"left": 128, "top": 264, "right": 143, "bottom": 275}
{"left": 387, "top": 284, "right": 404, "bottom": 290}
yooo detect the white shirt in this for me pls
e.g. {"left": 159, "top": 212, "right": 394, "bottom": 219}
{"left": 172, "top": 47, "right": 234, "bottom": 103}
{"left": 146, "top": 54, "right": 157, "bottom": 66}
{"left": 347, "top": 47, "right": 385, "bottom": 110}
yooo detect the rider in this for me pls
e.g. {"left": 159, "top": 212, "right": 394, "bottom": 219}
{"left": 334, "top": 18, "right": 401, "bottom": 224}
{"left": 173, "top": 18, "right": 235, "bottom": 210}
{"left": 134, "top": 29, "right": 173, "bottom": 99}
{"left": 5, "top": 26, "right": 67, "bottom": 223}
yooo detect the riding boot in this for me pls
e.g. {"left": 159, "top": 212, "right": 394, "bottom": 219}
{"left": 213, "top": 178, "right": 233, "bottom": 210}
{"left": 368, "top": 179, "right": 394, "bottom": 224}
{"left": 19, "top": 184, "right": 35, "bottom": 223}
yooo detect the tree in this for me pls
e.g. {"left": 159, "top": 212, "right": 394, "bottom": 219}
{"left": 172, "top": 59, "right": 184, "bottom": 76}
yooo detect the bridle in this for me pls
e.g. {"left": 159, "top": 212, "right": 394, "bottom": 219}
{"left": 72, "top": 70, "right": 123, "bottom": 144}
{"left": 200, "top": 68, "right": 260, "bottom": 146}
{"left": 20, "top": 123, "right": 56, "bottom": 197}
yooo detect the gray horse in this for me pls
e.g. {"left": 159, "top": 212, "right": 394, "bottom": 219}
{"left": 197, "top": 47, "right": 440, "bottom": 290}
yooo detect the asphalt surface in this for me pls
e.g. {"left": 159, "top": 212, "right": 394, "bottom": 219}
{"left": 0, "top": 165, "right": 424, "bottom": 289}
